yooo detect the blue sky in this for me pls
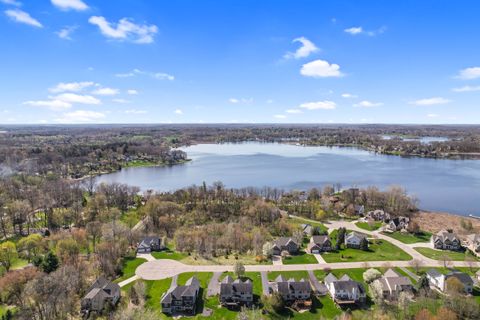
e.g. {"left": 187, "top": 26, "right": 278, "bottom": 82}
{"left": 1, "top": 0, "right": 480, "bottom": 124}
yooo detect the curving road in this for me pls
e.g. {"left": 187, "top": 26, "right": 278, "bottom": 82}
{"left": 133, "top": 220, "right": 480, "bottom": 282}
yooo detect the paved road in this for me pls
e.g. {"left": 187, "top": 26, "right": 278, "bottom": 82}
{"left": 207, "top": 272, "right": 222, "bottom": 297}
{"left": 260, "top": 271, "right": 270, "bottom": 296}
{"left": 118, "top": 275, "right": 139, "bottom": 287}
{"left": 134, "top": 220, "right": 480, "bottom": 281}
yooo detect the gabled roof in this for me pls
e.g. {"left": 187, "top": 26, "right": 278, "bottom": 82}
{"left": 274, "top": 237, "right": 298, "bottom": 248}
{"left": 311, "top": 235, "right": 330, "bottom": 245}
{"left": 426, "top": 269, "right": 442, "bottom": 278}
{"left": 384, "top": 268, "right": 400, "bottom": 278}
{"left": 83, "top": 277, "right": 119, "bottom": 301}
{"left": 433, "top": 230, "right": 459, "bottom": 242}
{"left": 445, "top": 271, "right": 473, "bottom": 285}
{"left": 139, "top": 236, "right": 160, "bottom": 248}
{"left": 222, "top": 275, "right": 234, "bottom": 284}
{"left": 324, "top": 273, "right": 338, "bottom": 285}
{"left": 161, "top": 276, "right": 199, "bottom": 304}
{"left": 276, "top": 278, "right": 311, "bottom": 295}
{"left": 345, "top": 231, "right": 366, "bottom": 241}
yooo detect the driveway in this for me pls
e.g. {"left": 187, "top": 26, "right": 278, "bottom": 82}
{"left": 137, "top": 253, "right": 156, "bottom": 262}
{"left": 313, "top": 253, "right": 326, "bottom": 264}
{"left": 307, "top": 270, "right": 328, "bottom": 295}
{"left": 207, "top": 272, "right": 222, "bottom": 297}
{"left": 260, "top": 271, "right": 270, "bottom": 296}
{"left": 272, "top": 255, "right": 283, "bottom": 265}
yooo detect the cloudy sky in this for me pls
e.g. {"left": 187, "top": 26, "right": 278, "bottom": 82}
{"left": 1, "top": 0, "right": 480, "bottom": 124}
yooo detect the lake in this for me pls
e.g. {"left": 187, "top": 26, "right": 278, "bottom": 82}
{"left": 96, "top": 142, "right": 480, "bottom": 216}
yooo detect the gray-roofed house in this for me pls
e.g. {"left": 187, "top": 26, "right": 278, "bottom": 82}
{"left": 301, "top": 224, "right": 313, "bottom": 236}
{"left": 366, "top": 210, "right": 391, "bottom": 222}
{"left": 81, "top": 277, "right": 120, "bottom": 315}
{"left": 426, "top": 269, "right": 473, "bottom": 294}
{"left": 431, "top": 230, "right": 462, "bottom": 251}
{"left": 345, "top": 232, "right": 367, "bottom": 249}
{"left": 386, "top": 216, "right": 410, "bottom": 232}
{"left": 270, "top": 275, "right": 312, "bottom": 303}
{"left": 219, "top": 276, "right": 253, "bottom": 308}
{"left": 272, "top": 237, "right": 300, "bottom": 256}
{"left": 466, "top": 234, "right": 480, "bottom": 256}
{"left": 137, "top": 236, "right": 164, "bottom": 253}
{"left": 307, "top": 235, "right": 332, "bottom": 253}
{"left": 374, "top": 269, "right": 413, "bottom": 300}
{"left": 161, "top": 276, "right": 200, "bottom": 315}
{"left": 324, "top": 273, "right": 366, "bottom": 305}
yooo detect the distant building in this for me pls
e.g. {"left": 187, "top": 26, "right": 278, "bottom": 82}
{"left": 161, "top": 276, "right": 200, "bottom": 315}
{"left": 272, "top": 237, "right": 300, "bottom": 256}
{"left": 466, "top": 234, "right": 480, "bottom": 256}
{"left": 270, "top": 275, "right": 312, "bottom": 303}
{"left": 386, "top": 216, "right": 410, "bottom": 232}
{"left": 345, "top": 231, "right": 367, "bottom": 249}
{"left": 431, "top": 230, "right": 462, "bottom": 251}
{"left": 366, "top": 210, "right": 391, "bottom": 222}
{"left": 81, "top": 277, "right": 120, "bottom": 315}
{"left": 324, "top": 273, "right": 366, "bottom": 305}
{"left": 426, "top": 269, "right": 473, "bottom": 294}
{"left": 375, "top": 269, "right": 413, "bottom": 300}
{"left": 307, "top": 235, "right": 332, "bottom": 253}
{"left": 219, "top": 276, "right": 253, "bottom": 308}
{"left": 137, "top": 236, "right": 164, "bottom": 253}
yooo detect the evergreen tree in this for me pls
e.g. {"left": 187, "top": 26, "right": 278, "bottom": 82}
{"left": 41, "top": 251, "right": 59, "bottom": 273}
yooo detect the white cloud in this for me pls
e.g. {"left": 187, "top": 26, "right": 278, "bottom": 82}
{"left": 266, "top": 99, "right": 274, "bottom": 104}
{"left": 55, "top": 110, "right": 105, "bottom": 123}
{"left": 300, "top": 59, "right": 343, "bottom": 78}
{"left": 427, "top": 113, "right": 439, "bottom": 118}
{"left": 49, "top": 81, "right": 96, "bottom": 93}
{"left": 112, "top": 99, "right": 130, "bottom": 104}
{"left": 51, "top": 0, "right": 88, "bottom": 11}
{"left": 0, "top": 0, "right": 21, "bottom": 6}
{"left": 228, "top": 97, "right": 253, "bottom": 104}
{"left": 341, "top": 93, "right": 357, "bottom": 98}
{"left": 23, "top": 99, "right": 71, "bottom": 111}
{"left": 54, "top": 93, "right": 101, "bottom": 105}
{"left": 409, "top": 97, "right": 451, "bottom": 106}
{"left": 456, "top": 67, "right": 480, "bottom": 80}
{"left": 88, "top": 16, "right": 158, "bottom": 44}
{"left": 274, "top": 114, "right": 287, "bottom": 119}
{"left": 5, "top": 9, "right": 42, "bottom": 28}
{"left": 56, "top": 26, "right": 77, "bottom": 40}
{"left": 452, "top": 85, "right": 480, "bottom": 92}
{"left": 92, "top": 87, "right": 119, "bottom": 96}
{"left": 344, "top": 26, "right": 386, "bottom": 36}
{"left": 125, "top": 109, "right": 146, "bottom": 114}
{"left": 127, "top": 89, "right": 138, "bottom": 95}
{"left": 344, "top": 27, "right": 363, "bottom": 35}
{"left": 174, "top": 109, "right": 183, "bottom": 115}
{"left": 353, "top": 100, "right": 383, "bottom": 107}
{"left": 115, "top": 69, "right": 174, "bottom": 80}
{"left": 284, "top": 37, "right": 319, "bottom": 59}
{"left": 299, "top": 100, "right": 336, "bottom": 110}
{"left": 153, "top": 72, "right": 175, "bottom": 80}
{"left": 286, "top": 109, "right": 303, "bottom": 114}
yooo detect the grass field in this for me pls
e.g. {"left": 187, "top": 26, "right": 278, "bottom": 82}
{"left": 144, "top": 278, "right": 172, "bottom": 314}
{"left": 322, "top": 236, "right": 412, "bottom": 263}
{"left": 151, "top": 250, "right": 189, "bottom": 261}
{"left": 355, "top": 221, "right": 382, "bottom": 231}
{"left": 283, "top": 251, "right": 318, "bottom": 265}
{"left": 114, "top": 257, "right": 146, "bottom": 283}
{"left": 382, "top": 231, "right": 431, "bottom": 244}
{"left": 287, "top": 215, "right": 328, "bottom": 233}
{"left": 414, "top": 247, "right": 478, "bottom": 261}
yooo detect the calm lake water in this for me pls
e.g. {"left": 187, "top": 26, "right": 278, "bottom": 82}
{"left": 96, "top": 143, "right": 480, "bottom": 216}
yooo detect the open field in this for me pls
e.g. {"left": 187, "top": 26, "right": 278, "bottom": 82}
{"left": 413, "top": 211, "right": 480, "bottom": 238}
{"left": 356, "top": 221, "right": 382, "bottom": 231}
{"left": 382, "top": 231, "right": 431, "bottom": 244}
{"left": 283, "top": 252, "right": 319, "bottom": 265}
{"left": 114, "top": 257, "right": 146, "bottom": 283}
{"left": 414, "top": 247, "right": 478, "bottom": 261}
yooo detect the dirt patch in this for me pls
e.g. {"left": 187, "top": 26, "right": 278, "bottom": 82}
{"left": 412, "top": 211, "right": 480, "bottom": 239}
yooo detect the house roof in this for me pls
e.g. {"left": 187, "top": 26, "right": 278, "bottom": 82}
{"left": 83, "top": 277, "right": 119, "bottom": 301}
{"left": 138, "top": 236, "right": 160, "bottom": 248}
{"left": 433, "top": 230, "right": 459, "bottom": 242}
{"left": 274, "top": 237, "right": 297, "bottom": 248}
{"left": 276, "top": 278, "right": 311, "bottom": 295}
{"left": 384, "top": 268, "right": 400, "bottom": 278}
{"left": 220, "top": 279, "right": 253, "bottom": 296}
{"left": 324, "top": 273, "right": 338, "bottom": 285}
{"left": 445, "top": 271, "right": 473, "bottom": 285}
{"left": 311, "top": 235, "right": 330, "bottom": 245}
{"left": 222, "top": 275, "right": 234, "bottom": 284}
{"left": 161, "top": 276, "right": 200, "bottom": 304}
{"left": 467, "top": 234, "right": 480, "bottom": 243}
{"left": 346, "top": 232, "right": 367, "bottom": 241}
{"left": 426, "top": 269, "right": 442, "bottom": 278}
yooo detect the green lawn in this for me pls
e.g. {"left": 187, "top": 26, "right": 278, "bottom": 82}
{"left": 0, "top": 257, "right": 29, "bottom": 276}
{"left": 407, "top": 266, "right": 479, "bottom": 277}
{"left": 151, "top": 250, "right": 188, "bottom": 261}
{"left": 321, "top": 236, "right": 411, "bottom": 263}
{"left": 114, "top": 257, "right": 146, "bottom": 283}
{"left": 355, "top": 221, "right": 382, "bottom": 231}
{"left": 177, "top": 272, "right": 213, "bottom": 288}
{"left": 382, "top": 231, "right": 431, "bottom": 244}
{"left": 283, "top": 251, "right": 318, "bottom": 265}
{"left": 124, "top": 160, "right": 158, "bottom": 168}
{"left": 288, "top": 215, "right": 328, "bottom": 233}
{"left": 414, "top": 247, "right": 478, "bottom": 261}
{"left": 144, "top": 278, "right": 172, "bottom": 313}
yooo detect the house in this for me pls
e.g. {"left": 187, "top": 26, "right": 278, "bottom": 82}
{"left": 137, "top": 236, "right": 164, "bottom": 253}
{"left": 466, "top": 234, "right": 480, "bottom": 256}
{"left": 161, "top": 276, "right": 200, "bottom": 315}
{"left": 307, "top": 235, "right": 332, "bottom": 253}
{"left": 301, "top": 224, "right": 313, "bottom": 236}
{"left": 431, "top": 230, "right": 462, "bottom": 251}
{"left": 374, "top": 269, "right": 413, "bottom": 300}
{"left": 324, "top": 273, "right": 366, "bottom": 305}
{"left": 272, "top": 237, "right": 300, "bottom": 255}
{"left": 270, "top": 275, "right": 312, "bottom": 303}
{"left": 426, "top": 269, "right": 473, "bottom": 294}
{"left": 81, "top": 277, "right": 120, "bottom": 314}
{"left": 366, "top": 209, "right": 391, "bottom": 222}
{"left": 355, "top": 205, "right": 365, "bottom": 216}
{"left": 219, "top": 276, "right": 253, "bottom": 308}
{"left": 345, "top": 232, "right": 367, "bottom": 249}
{"left": 386, "top": 216, "right": 410, "bottom": 232}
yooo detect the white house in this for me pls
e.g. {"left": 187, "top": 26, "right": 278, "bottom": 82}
{"left": 324, "top": 273, "right": 366, "bottom": 305}
{"left": 345, "top": 232, "right": 367, "bottom": 249}
{"left": 426, "top": 269, "right": 473, "bottom": 294}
